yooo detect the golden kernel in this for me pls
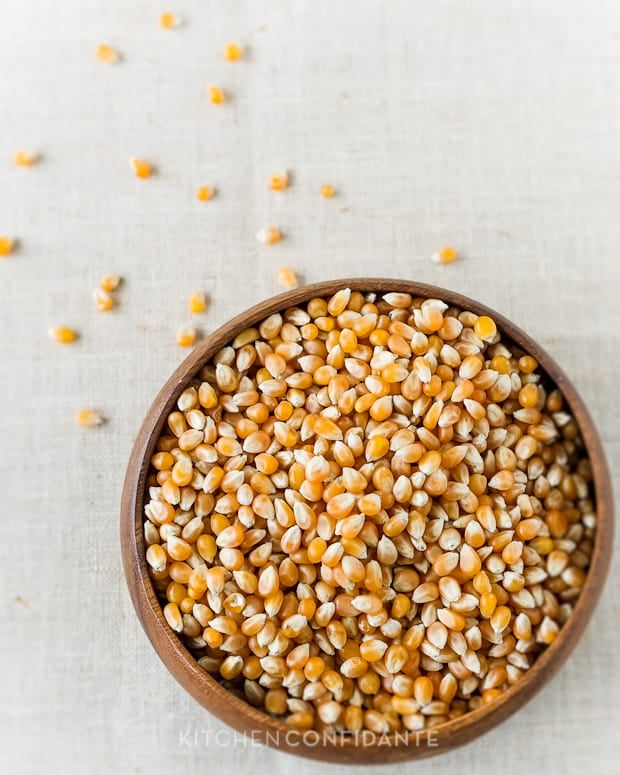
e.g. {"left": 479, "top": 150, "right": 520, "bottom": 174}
{"left": 76, "top": 409, "right": 105, "bottom": 427}
{"left": 99, "top": 274, "right": 121, "bottom": 292}
{"left": 207, "top": 85, "right": 225, "bottom": 104}
{"left": 48, "top": 326, "right": 77, "bottom": 344}
{"left": 474, "top": 315, "right": 497, "bottom": 341}
{"left": 15, "top": 151, "right": 38, "bottom": 167}
{"left": 176, "top": 325, "right": 197, "bottom": 348}
{"left": 93, "top": 288, "right": 114, "bottom": 312}
{"left": 196, "top": 185, "right": 214, "bottom": 202}
{"left": 188, "top": 292, "right": 207, "bottom": 314}
{"left": 0, "top": 236, "right": 15, "bottom": 257}
{"left": 268, "top": 172, "right": 289, "bottom": 191}
{"left": 223, "top": 42, "right": 243, "bottom": 61}
{"left": 320, "top": 184, "right": 335, "bottom": 198}
{"left": 431, "top": 246, "right": 457, "bottom": 264}
{"left": 255, "top": 227, "right": 282, "bottom": 245}
{"left": 277, "top": 267, "right": 298, "bottom": 289}
{"left": 159, "top": 13, "right": 181, "bottom": 29}
{"left": 95, "top": 44, "right": 121, "bottom": 64}
{"left": 129, "top": 157, "right": 153, "bottom": 178}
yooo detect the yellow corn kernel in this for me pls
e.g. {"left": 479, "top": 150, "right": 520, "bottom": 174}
{"left": 223, "top": 41, "right": 243, "bottom": 61}
{"left": 473, "top": 315, "right": 497, "bottom": 341}
{"left": 431, "top": 246, "right": 457, "bottom": 264}
{"left": 176, "top": 325, "right": 197, "bottom": 348}
{"left": 0, "top": 236, "right": 14, "bottom": 256}
{"left": 159, "top": 13, "right": 181, "bottom": 29}
{"left": 129, "top": 157, "right": 152, "bottom": 178}
{"left": 207, "top": 85, "right": 225, "bottom": 104}
{"left": 188, "top": 292, "right": 207, "bottom": 314}
{"left": 48, "top": 326, "right": 77, "bottom": 344}
{"left": 93, "top": 288, "right": 114, "bottom": 312}
{"left": 95, "top": 44, "right": 121, "bottom": 64}
{"left": 15, "top": 150, "right": 38, "bottom": 167}
{"left": 99, "top": 274, "right": 121, "bottom": 292}
{"left": 320, "top": 184, "right": 335, "bottom": 198}
{"left": 268, "top": 172, "right": 289, "bottom": 191}
{"left": 255, "top": 227, "right": 282, "bottom": 245}
{"left": 196, "top": 185, "right": 214, "bottom": 202}
{"left": 276, "top": 267, "right": 298, "bottom": 289}
{"left": 75, "top": 409, "right": 104, "bottom": 427}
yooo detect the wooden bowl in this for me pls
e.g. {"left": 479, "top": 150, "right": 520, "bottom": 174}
{"left": 121, "top": 279, "right": 613, "bottom": 764}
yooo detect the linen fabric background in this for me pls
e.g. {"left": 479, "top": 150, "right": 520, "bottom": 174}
{"left": 1, "top": 1, "right": 619, "bottom": 773}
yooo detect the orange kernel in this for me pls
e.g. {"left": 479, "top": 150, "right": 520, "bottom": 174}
{"left": 196, "top": 185, "right": 214, "bottom": 202}
{"left": 48, "top": 326, "right": 77, "bottom": 344}
{"left": 207, "top": 85, "right": 225, "bottom": 104}
{"left": 176, "top": 325, "right": 197, "bottom": 348}
{"left": 432, "top": 246, "right": 458, "bottom": 265}
{"left": 223, "top": 42, "right": 243, "bottom": 62}
{"left": 277, "top": 267, "right": 298, "bottom": 289}
{"left": 0, "top": 236, "right": 15, "bottom": 256}
{"left": 188, "top": 292, "right": 207, "bottom": 314}
{"left": 76, "top": 409, "right": 104, "bottom": 427}
{"left": 256, "top": 227, "right": 282, "bottom": 245}
{"left": 95, "top": 44, "right": 121, "bottom": 64}
{"left": 130, "top": 157, "right": 153, "bottom": 178}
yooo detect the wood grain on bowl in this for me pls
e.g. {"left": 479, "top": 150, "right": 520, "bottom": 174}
{"left": 121, "top": 279, "right": 613, "bottom": 763}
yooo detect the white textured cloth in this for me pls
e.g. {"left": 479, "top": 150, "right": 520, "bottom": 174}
{"left": 1, "top": 1, "right": 619, "bottom": 773}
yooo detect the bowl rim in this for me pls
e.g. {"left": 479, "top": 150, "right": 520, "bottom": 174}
{"left": 121, "top": 278, "right": 613, "bottom": 764}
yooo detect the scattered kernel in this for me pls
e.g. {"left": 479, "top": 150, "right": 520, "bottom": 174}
{"left": 0, "top": 236, "right": 14, "bottom": 257}
{"left": 196, "top": 185, "right": 214, "bottom": 202}
{"left": 431, "top": 246, "right": 458, "bottom": 265}
{"left": 256, "top": 227, "right": 282, "bottom": 245}
{"left": 76, "top": 409, "right": 105, "bottom": 427}
{"left": 95, "top": 44, "right": 121, "bottom": 64}
{"left": 15, "top": 151, "right": 38, "bottom": 167}
{"left": 159, "top": 12, "right": 181, "bottom": 29}
{"left": 130, "top": 157, "right": 153, "bottom": 178}
{"left": 188, "top": 292, "right": 207, "bottom": 314}
{"left": 268, "top": 172, "right": 289, "bottom": 191}
{"left": 320, "top": 184, "right": 335, "bottom": 198}
{"left": 93, "top": 288, "right": 114, "bottom": 312}
{"left": 99, "top": 274, "right": 121, "bottom": 292}
{"left": 277, "top": 267, "right": 298, "bottom": 289}
{"left": 48, "top": 326, "right": 77, "bottom": 344}
{"left": 223, "top": 42, "right": 243, "bottom": 61}
{"left": 207, "top": 85, "right": 226, "bottom": 104}
{"left": 176, "top": 325, "right": 197, "bottom": 348}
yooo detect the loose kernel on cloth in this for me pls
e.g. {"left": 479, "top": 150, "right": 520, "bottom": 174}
{"left": 143, "top": 288, "right": 595, "bottom": 735}
{"left": 99, "top": 274, "right": 121, "bottom": 292}
{"left": 130, "top": 157, "right": 153, "bottom": 178}
{"left": 159, "top": 13, "right": 181, "bottom": 28}
{"left": 321, "top": 184, "right": 335, "bottom": 198}
{"left": 431, "top": 246, "right": 458, "bottom": 265}
{"left": 207, "top": 85, "right": 225, "bottom": 104}
{"left": 95, "top": 44, "right": 121, "bottom": 64}
{"left": 76, "top": 409, "right": 104, "bottom": 427}
{"left": 255, "top": 227, "right": 282, "bottom": 245}
{"left": 196, "top": 185, "right": 214, "bottom": 202}
{"left": 223, "top": 42, "right": 243, "bottom": 61}
{"left": 48, "top": 326, "right": 77, "bottom": 344}
{"left": 93, "top": 288, "right": 114, "bottom": 312}
{"left": 268, "top": 173, "right": 289, "bottom": 191}
{"left": 276, "top": 267, "right": 298, "bottom": 289}
{"left": 176, "top": 325, "right": 197, "bottom": 348}
{"left": 15, "top": 151, "right": 38, "bottom": 167}
{"left": 188, "top": 292, "right": 207, "bottom": 314}
{"left": 0, "top": 236, "right": 14, "bottom": 256}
